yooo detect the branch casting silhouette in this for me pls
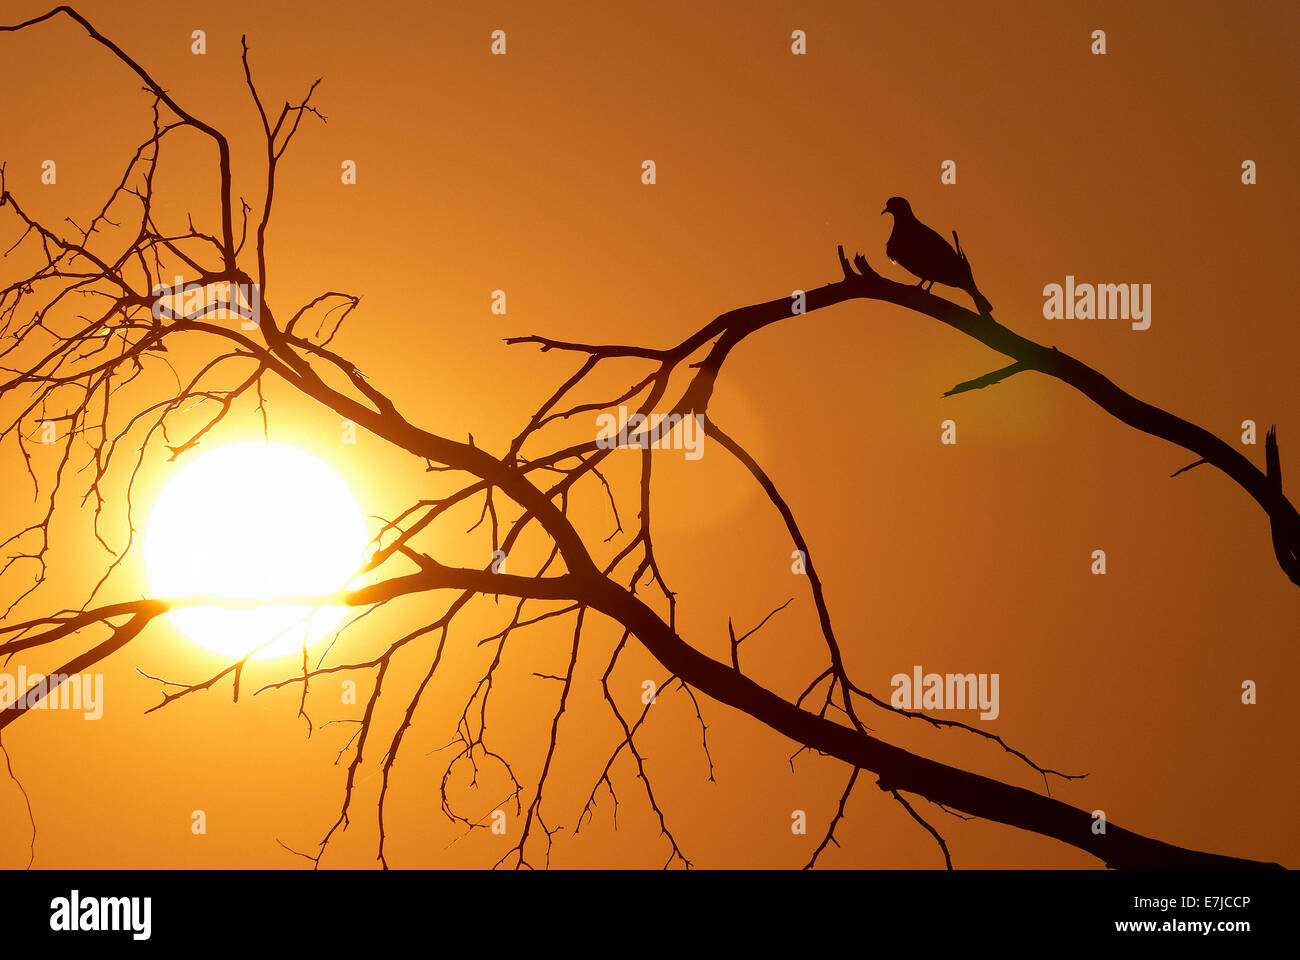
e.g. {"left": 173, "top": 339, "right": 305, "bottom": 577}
{"left": 0, "top": 7, "right": 1290, "bottom": 870}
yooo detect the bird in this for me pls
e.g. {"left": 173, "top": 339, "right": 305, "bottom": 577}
{"left": 881, "top": 197, "right": 993, "bottom": 316}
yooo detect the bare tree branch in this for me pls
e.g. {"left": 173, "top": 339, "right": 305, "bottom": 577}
{"left": 0, "top": 6, "right": 1287, "bottom": 873}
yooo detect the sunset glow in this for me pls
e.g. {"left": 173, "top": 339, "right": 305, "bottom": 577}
{"left": 143, "top": 442, "right": 368, "bottom": 660}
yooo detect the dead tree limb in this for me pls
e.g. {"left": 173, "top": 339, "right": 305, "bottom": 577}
{"left": 0, "top": 6, "right": 1288, "bottom": 871}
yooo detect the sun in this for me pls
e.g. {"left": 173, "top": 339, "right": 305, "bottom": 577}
{"left": 143, "top": 441, "right": 369, "bottom": 660}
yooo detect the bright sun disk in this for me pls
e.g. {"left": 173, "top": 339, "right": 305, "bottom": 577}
{"left": 143, "top": 441, "right": 369, "bottom": 660}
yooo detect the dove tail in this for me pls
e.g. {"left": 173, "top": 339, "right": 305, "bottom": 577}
{"left": 952, "top": 231, "right": 994, "bottom": 315}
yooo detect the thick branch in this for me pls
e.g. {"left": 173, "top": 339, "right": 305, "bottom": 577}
{"left": 580, "top": 574, "right": 1280, "bottom": 869}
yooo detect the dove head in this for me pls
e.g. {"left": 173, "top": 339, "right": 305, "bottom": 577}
{"left": 881, "top": 196, "right": 913, "bottom": 218}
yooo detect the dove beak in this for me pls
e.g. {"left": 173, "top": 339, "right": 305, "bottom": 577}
{"left": 880, "top": 208, "right": 887, "bottom": 215}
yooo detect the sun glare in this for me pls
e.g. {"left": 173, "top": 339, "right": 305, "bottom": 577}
{"left": 143, "top": 441, "right": 369, "bottom": 660}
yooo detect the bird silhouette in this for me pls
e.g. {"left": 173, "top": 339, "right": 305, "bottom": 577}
{"left": 882, "top": 197, "right": 993, "bottom": 316}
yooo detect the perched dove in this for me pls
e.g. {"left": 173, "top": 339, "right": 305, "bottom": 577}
{"left": 882, "top": 197, "right": 993, "bottom": 316}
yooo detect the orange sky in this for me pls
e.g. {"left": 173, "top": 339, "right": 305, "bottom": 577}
{"left": 0, "top": 0, "right": 1296, "bottom": 868}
